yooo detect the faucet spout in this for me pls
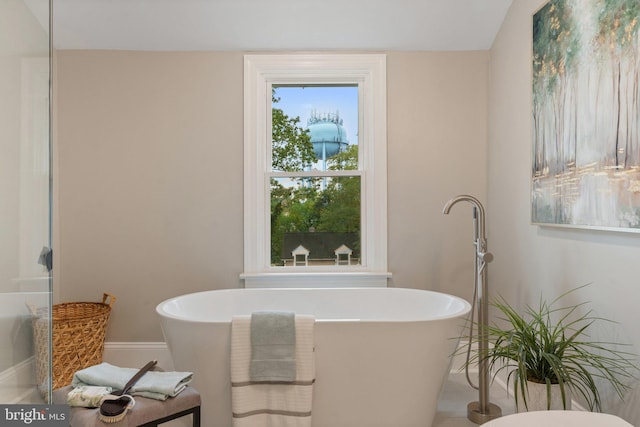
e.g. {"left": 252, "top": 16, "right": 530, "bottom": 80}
{"left": 442, "top": 194, "right": 487, "bottom": 243}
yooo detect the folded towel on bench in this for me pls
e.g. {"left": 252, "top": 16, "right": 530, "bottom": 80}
{"left": 72, "top": 363, "right": 192, "bottom": 400}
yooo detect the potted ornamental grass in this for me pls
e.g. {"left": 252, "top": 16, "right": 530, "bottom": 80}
{"left": 467, "top": 286, "right": 638, "bottom": 412}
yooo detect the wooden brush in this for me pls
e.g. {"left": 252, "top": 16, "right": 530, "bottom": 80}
{"left": 97, "top": 360, "right": 157, "bottom": 423}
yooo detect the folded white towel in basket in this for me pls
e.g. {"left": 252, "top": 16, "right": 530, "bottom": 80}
{"left": 231, "top": 314, "right": 315, "bottom": 427}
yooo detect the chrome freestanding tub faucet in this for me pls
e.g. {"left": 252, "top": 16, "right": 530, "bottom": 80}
{"left": 443, "top": 194, "right": 502, "bottom": 424}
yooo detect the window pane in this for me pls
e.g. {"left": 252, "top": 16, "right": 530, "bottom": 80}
{"left": 272, "top": 85, "right": 358, "bottom": 172}
{"left": 270, "top": 176, "right": 361, "bottom": 267}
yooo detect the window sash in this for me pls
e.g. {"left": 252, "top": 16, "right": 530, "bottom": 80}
{"left": 243, "top": 54, "right": 389, "bottom": 287}
{"left": 268, "top": 82, "right": 362, "bottom": 173}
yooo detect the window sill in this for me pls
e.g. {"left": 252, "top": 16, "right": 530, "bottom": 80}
{"left": 240, "top": 271, "right": 392, "bottom": 288}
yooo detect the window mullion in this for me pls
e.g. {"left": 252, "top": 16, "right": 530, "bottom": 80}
{"left": 268, "top": 170, "right": 363, "bottom": 178}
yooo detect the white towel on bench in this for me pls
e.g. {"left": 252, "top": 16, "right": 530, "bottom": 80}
{"left": 231, "top": 314, "right": 315, "bottom": 427}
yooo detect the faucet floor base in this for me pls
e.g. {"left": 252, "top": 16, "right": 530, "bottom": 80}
{"left": 467, "top": 401, "right": 502, "bottom": 425}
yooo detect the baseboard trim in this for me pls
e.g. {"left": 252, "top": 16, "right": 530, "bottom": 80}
{"left": 491, "top": 374, "right": 587, "bottom": 412}
{"left": 452, "top": 341, "right": 585, "bottom": 411}
{"left": 102, "top": 341, "right": 174, "bottom": 370}
{"left": 0, "top": 357, "right": 36, "bottom": 403}
{"left": 0, "top": 344, "right": 175, "bottom": 403}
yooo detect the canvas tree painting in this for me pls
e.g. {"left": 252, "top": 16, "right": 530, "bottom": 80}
{"left": 532, "top": 0, "right": 640, "bottom": 230}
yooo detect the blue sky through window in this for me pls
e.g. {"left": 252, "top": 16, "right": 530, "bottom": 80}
{"left": 273, "top": 85, "right": 359, "bottom": 147}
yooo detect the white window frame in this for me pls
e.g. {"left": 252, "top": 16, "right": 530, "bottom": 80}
{"left": 241, "top": 54, "right": 390, "bottom": 288}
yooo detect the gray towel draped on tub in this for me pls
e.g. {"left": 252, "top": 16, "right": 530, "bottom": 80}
{"left": 231, "top": 312, "right": 315, "bottom": 427}
{"left": 250, "top": 311, "right": 296, "bottom": 382}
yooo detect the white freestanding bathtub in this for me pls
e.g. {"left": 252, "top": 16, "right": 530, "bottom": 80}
{"left": 156, "top": 287, "right": 471, "bottom": 427}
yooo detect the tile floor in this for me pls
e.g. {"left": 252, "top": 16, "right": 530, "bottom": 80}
{"left": 434, "top": 372, "right": 516, "bottom": 427}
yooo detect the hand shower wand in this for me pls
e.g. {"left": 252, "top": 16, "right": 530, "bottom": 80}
{"left": 443, "top": 195, "right": 501, "bottom": 424}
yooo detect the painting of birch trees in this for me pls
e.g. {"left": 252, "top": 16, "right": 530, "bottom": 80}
{"left": 532, "top": 0, "right": 640, "bottom": 230}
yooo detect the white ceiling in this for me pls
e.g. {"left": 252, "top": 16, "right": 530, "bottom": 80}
{"left": 48, "top": 0, "right": 514, "bottom": 51}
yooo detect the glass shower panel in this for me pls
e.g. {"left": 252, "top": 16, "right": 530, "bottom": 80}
{"left": 0, "top": 0, "right": 51, "bottom": 403}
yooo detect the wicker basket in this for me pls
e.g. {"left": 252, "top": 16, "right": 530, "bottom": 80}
{"left": 31, "top": 293, "right": 116, "bottom": 399}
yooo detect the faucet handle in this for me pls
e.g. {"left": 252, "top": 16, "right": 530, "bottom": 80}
{"left": 479, "top": 251, "right": 494, "bottom": 263}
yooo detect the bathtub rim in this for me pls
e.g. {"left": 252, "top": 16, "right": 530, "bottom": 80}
{"left": 156, "top": 287, "right": 472, "bottom": 324}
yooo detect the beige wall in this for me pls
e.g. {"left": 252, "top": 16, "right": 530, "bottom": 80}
{"left": 55, "top": 51, "right": 244, "bottom": 341}
{"left": 488, "top": 0, "right": 640, "bottom": 421}
{"left": 387, "top": 52, "right": 488, "bottom": 294}
{"left": 55, "top": 50, "right": 489, "bottom": 342}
